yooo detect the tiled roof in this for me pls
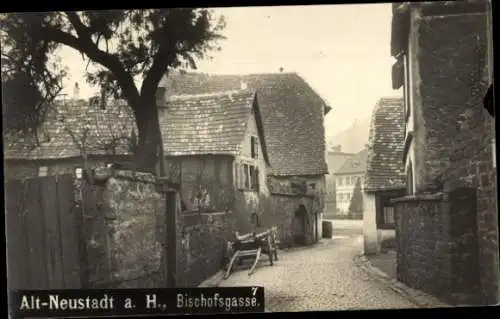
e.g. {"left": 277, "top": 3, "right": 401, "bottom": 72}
{"left": 5, "top": 99, "right": 136, "bottom": 160}
{"left": 364, "top": 97, "right": 406, "bottom": 192}
{"left": 6, "top": 91, "right": 269, "bottom": 163}
{"left": 160, "top": 90, "right": 269, "bottom": 163}
{"left": 334, "top": 149, "right": 368, "bottom": 175}
{"left": 160, "top": 72, "right": 330, "bottom": 176}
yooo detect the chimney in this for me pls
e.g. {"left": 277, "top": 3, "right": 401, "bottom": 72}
{"left": 279, "top": 67, "right": 284, "bottom": 73}
{"left": 73, "top": 82, "right": 80, "bottom": 100}
{"left": 333, "top": 145, "right": 341, "bottom": 152}
{"left": 240, "top": 80, "right": 247, "bottom": 90}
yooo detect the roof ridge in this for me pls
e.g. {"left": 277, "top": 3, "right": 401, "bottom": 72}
{"left": 168, "top": 89, "right": 255, "bottom": 101}
{"left": 165, "top": 71, "right": 299, "bottom": 78}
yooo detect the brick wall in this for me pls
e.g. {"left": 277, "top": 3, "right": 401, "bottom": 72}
{"left": 393, "top": 190, "right": 481, "bottom": 305}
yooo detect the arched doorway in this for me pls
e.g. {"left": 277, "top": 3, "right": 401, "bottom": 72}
{"left": 292, "top": 205, "right": 308, "bottom": 246}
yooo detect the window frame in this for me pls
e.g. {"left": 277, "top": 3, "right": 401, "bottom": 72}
{"left": 237, "top": 162, "right": 259, "bottom": 191}
{"left": 250, "top": 136, "right": 259, "bottom": 159}
{"left": 382, "top": 206, "right": 396, "bottom": 229}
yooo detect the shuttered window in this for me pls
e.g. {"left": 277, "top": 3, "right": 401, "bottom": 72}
{"left": 249, "top": 166, "right": 259, "bottom": 190}
{"left": 251, "top": 136, "right": 259, "bottom": 159}
{"left": 236, "top": 161, "right": 260, "bottom": 191}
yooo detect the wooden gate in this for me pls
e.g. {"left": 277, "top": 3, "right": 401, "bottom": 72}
{"left": 5, "top": 175, "right": 82, "bottom": 289}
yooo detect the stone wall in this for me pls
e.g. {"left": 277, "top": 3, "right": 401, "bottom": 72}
{"left": 413, "top": 9, "right": 490, "bottom": 192}
{"left": 407, "top": 6, "right": 499, "bottom": 304}
{"left": 392, "top": 190, "right": 482, "bottom": 305}
{"left": 176, "top": 212, "right": 234, "bottom": 287}
{"left": 269, "top": 193, "right": 316, "bottom": 247}
{"left": 79, "top": 167, "right": 235, "bottom": 289}
{"left": 79, "top": 168, "right": 167, "bottom": 288}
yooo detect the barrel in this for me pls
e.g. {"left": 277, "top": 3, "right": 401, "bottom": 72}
{"left": 322, "top": 220, "right": 333, "bottom": 238}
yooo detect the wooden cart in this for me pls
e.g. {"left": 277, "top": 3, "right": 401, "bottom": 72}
{"left": 224, "top": 226, "right": 280, "bottom": 279}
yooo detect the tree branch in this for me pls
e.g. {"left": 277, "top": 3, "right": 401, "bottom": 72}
{"left": 47, "top": 12, "right": 142, "bottom": 107}
{"left": 140, "top": 45, "right": 176, "bottom": 99}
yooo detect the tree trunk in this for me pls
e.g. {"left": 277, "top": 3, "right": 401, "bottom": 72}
{"left": 133, "top": 98, "right": 163, "bottom": 173}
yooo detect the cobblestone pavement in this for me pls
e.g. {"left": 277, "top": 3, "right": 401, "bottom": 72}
{"left": 218, "top": 222, "right": 419, "bottom": 312}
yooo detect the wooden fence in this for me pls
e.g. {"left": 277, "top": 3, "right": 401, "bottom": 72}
{"left": 5, "top": 174, "right": 83, "bottom": 289}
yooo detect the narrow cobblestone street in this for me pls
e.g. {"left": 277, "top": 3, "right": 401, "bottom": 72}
{"left": 219, "top": 221, "right": 418, "bottom": 312}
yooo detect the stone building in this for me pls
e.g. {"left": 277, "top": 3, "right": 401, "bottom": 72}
{"left": 363, "top": 97, "right": 406, "bottom": 255}
{"left": 390, "top": 0, "right": 498, "bottom": 305}
{"left": 334, "top": 149, "right": 368, "bottom": 215}
{"left": 159, "top": 72, "right": 331, "bottom": 246}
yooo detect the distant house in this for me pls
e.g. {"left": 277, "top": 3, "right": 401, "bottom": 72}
{"left": 362, "top": 97, "right": 405, "bottom": 256}
{"left": 324, "top": 145, "right": 354, "bottom": 214}
{"left": 334, "top": 149, "right": 368, "bottom": 215}
{"left": 158, "top": 72, "right": 331, "bottom": 246}
{"left": 390, "top": 1, "right": 498, "bottom": 304}
{"left": 5, "top": 98, "right": 137, "bottom": 179}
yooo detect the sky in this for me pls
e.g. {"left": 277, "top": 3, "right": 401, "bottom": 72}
{"left": 57, "top": 4, "right": 402, "bottom": 137}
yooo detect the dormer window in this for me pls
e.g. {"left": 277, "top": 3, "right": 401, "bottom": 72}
{"left": 250, "top": 136, "right": 259, "bottom": 159}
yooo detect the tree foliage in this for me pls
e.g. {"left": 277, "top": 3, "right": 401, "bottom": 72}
{"left": 348, "top": 177, "right": 363, "bottom": 216}
{"left": 1, "top": 9, "right": 226, "bottom": 171}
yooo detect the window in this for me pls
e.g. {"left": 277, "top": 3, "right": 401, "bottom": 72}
{"left": 309, "top": 183, "right": 316, "bottom": 190}
{"left": 250, "top": 136, "right": 259, "bottom": 159}
{"left": 249, "top": 165, "right": 259, "bottom": 190}
{"left": 243, "top": 164, "right": 250, "bottom": 189}
{"left": 236, "top": 162, "right": 259, "bottom": 191}
{"left": 337, "top": 177, "right": 343, "bottom": 186}
{"left": 38, "top": 166, "right": 48, "bottom": 177}
{"left": 75, "top": 167, "right": 83, "bottom": 179}
{"left": 383, "top": 206, "right": 395, "bottom": 225}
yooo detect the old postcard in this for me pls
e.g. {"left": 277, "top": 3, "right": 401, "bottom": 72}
{"left": 2, "top": 1, "right": 498, "bottom": 317}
